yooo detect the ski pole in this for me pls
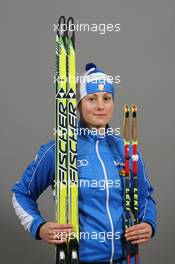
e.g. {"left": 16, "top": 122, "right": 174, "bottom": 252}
{"left": 131, "top": 105, "right": 139, "bottom": 264}
{"left": 123, "top": 105, "right": 131, "bottom": 264}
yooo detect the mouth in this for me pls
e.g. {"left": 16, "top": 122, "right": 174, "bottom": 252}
{"left": 94, "top": 114, "right": 106, "bottom": 116}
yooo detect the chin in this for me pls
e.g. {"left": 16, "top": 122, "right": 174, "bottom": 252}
{"left": 92, "top": 121, "right": 107, "bottom": 128}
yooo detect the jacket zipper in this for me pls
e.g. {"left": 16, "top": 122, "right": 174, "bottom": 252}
{"left": 96, "top": 140, "right": 114, "bottom": 264}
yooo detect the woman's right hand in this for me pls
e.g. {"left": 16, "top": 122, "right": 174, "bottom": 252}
{"left": 39, "top": 221, "right": 73, "bottom": 244}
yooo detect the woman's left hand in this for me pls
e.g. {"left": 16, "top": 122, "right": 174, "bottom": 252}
{"left": 125, "top": 222, "right": 153, "bottom": 244}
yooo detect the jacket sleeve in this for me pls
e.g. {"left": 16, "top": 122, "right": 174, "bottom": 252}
{"left": 11, "top": 141, "right": 55, "bottom": 239}
{"left": 134, "top": 150, "right": 158, "bottom": 237}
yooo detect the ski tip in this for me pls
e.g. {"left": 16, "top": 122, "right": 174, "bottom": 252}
{"left": 67, "top": 16, "right": 75, "bottom": 42}
{"left": 57, "top": 15, "right": 66, "bottom": 36}
{"left": 67, "top": 16, "right": 75, "bottom": 34}
{"left": 67, "top": 16, "right": 74, "bottom": 25}
{"left": 85, "top": 63, "right": 97, "bottom": 71}
{"left": 58, "top": 15, "right": 66, "bottom": 26}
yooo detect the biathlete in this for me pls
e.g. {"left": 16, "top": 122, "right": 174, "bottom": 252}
{"left": 12, "top": 63, "right": 157, "bottom": 264}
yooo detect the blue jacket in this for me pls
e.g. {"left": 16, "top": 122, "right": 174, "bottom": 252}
{"left": 12, "top": 120, "right": 157, "bottom": 262}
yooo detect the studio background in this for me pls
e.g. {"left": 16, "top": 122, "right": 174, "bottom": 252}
{"left": 1, "top": 0, "right": 174, "bottom": 263}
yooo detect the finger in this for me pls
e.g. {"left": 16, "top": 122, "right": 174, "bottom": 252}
{"left": 50, "top": 228, "right": 73, "bottom": 235}
{"left": 48, "top": 239, "right": 67, "bottom": 245}
{"left": 52, "top": 232, "right": 68, "bottom": 240}
{"left": 131, "top": 238, "right": 149, "bottom": 245}
{"left": 126, "top": 234, "right": 150, "bottom": 241}
{"left": 50, "top": 223, "right": 73, "bottom": 229}
{"left": 48, "top": 233, "right": 66, "bottom": 240}
{"left": 125, "top": 229, "right": 149, "bottom": 237}
{"left": 126, "top": 224, "right": 145, "bottom": 233}
{"left": 48, "top": 229, "right": 73, "bottom": 236}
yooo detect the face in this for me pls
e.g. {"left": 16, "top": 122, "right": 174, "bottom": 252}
{"left": 78, "top": 92, "right": 114, "bottom": 130}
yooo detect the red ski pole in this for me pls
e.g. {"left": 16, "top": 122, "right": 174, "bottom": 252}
{"left": 123, "top": 105, "right": 131, "bottom": 264}
{"left": 131, "top": 105, "right": 139, "bottom": 264}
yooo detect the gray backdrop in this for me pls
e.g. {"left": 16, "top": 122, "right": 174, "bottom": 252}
{"left": 1, "top": 0, "right": 175, "bottom": 263}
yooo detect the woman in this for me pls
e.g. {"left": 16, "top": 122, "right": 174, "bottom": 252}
{"left": 12, "top": 63, "right": 157, "bottom": 264}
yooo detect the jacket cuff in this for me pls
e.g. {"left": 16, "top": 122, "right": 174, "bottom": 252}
{"left": 141, "top": 219, "right": 157, "bottom": 238}
{"left": 29, "top": 218, "right": 46, "bottom": 240}
{"left": 35, "top": 221, "right": 47, "bottom": 240}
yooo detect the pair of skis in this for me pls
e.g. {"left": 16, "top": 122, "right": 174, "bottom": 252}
{"left": 123, "top": 105, "right": 139, "bottom": 264}
{"left": 55, "top": 16, "right": 79, "bottom": 264}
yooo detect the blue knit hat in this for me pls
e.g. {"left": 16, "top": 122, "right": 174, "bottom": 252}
{"left": 77, "top": 63, "right": 115, "bottom": 105}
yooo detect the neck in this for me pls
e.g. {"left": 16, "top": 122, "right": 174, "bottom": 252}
{"left": 80, "top": 120, "right": 107, "bottom": 134}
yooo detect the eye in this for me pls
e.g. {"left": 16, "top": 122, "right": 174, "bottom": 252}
{"left": 104, "top": 96, "right": 112, "bottom": 101}
{"left": 87, "top": 97, "right": 96, "bottom": 102}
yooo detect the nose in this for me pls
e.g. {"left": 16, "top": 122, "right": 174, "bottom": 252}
{"left": 97, "top": 98, "right": 105, "bottom": 110}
